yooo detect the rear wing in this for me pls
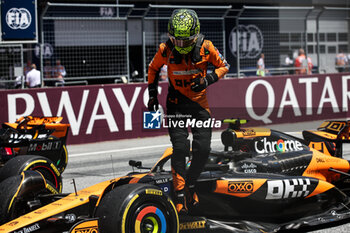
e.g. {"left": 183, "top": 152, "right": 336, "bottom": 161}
{"left": 302, "top": 120, "right": 350, "bottom": 157}
{"left": 0, "top": 116, "right": 70, "bottom": 145}
{"left": 222, "top": 119, "right": 248, "bottom": 130}
{"left": 221, "top": 119, "right": 273, "bottom": 151}
{"left": 317, "top": 121, "right": 350, "bottom": 142}
{"left": 4, "top": 116, "right": 63, "bottom": 129}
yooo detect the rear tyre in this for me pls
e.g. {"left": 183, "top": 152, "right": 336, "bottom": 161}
{"left": 0, "top": 155, "right": 62, "bottom": 192}
{"left": 45, "top": 136, "right": 68, "bottom": 173}
{"left": 57, "top": 144, "right": 68, "bottom": 173}
{"left": 0, "top": 171, "right": 59, "bottom": 224}
{"left": 96, "top": 183, "right": 179, "bottom": 233}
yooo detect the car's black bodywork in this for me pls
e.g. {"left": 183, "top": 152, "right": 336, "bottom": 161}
{"left": 1, "top": 120, "right": 350, "bottom": 233}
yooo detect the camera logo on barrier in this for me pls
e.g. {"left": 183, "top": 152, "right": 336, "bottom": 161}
{"left": 143, "top": 110, "right": 162, "bottom": 129}
{"left": 6, "top": 8, "right": 32, "bottom": 30}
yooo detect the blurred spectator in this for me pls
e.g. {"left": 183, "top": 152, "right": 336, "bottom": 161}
{"left": 23, "top": 60, "right": 32, "bottom": 76}
{"left": 284, "top": 53, "right": 294, "bottom": 75}
{"left": 44, "top": 60, "right": 55, "bottom": 86}
{"left": 53, "top": 59, "right": 66, "bottom": 86}
{"left": 129, "top": 60, "right": 141, "bottom": 82}
{"left": 44, "top": 60, "right": 53, "bottom": 79}
{"left": 26, "top": 64, "right": 41, "bottom": 88}
{"left": 307, "top": 56, "right": 313, "bottom": 74}
{"left": 294, "top": 49, "right": 313, "bottom": 75}
{"left": 285, "top": 56, "right": 293, "bottom": 66}
{"left": 335, "top": 51, "right": 348, "bottom": 73}
{"left": 256, "top": 53, "right": 268, "bottom": 77}
{"left": 14, "top": 76, "right": 24, "bottom": 89}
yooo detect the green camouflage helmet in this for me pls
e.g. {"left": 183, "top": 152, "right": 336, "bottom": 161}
{"left": 168, "top": 9, "right": 200, "bottom": 54}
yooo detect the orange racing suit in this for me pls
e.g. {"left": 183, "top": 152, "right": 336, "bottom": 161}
{"left": 148, "top": 36, "right": 229, "bottom": 201}
{"left": 148, "top": 38, "right": 229, "bottom": 112}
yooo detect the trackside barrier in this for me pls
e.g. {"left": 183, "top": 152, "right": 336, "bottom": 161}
{"left": 0, "top": 73, "right": 349, "bottom": 144}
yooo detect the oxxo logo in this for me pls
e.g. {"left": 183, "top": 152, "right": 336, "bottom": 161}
{"left": 73, "top": 227, "right": 98, "bottom": 233}
{"left": 229, "top": 24, "right": 263, "bottom": 59}
{"left": 6, "top": 8, "right": 32, "bottom": 30}
{"left": 228, "top": 181, "right": 254, "bottom": 193}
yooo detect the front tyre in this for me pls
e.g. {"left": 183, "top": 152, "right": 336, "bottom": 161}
{"left": 96, "top": 183, "right": 179, "bottom": 233}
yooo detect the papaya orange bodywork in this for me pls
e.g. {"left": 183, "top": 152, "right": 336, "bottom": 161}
{"left": 308, "top": 141, "right": 333, "bottom": 156}
{"left": 306, "top": 180, "right": 334, "bottom": 198}
{"left": 69, "top": 219, "right": 98, "bottom": 233}
{"left": 0, "top": 178, "right": 122, "bottom": 233}
{"left": 214, "top": 179, "right": 266, "bottom": 198}
{"left": 234, "top": 128, "right": 271, "bottom": 139}
{"left": 303, "top": 149, "right": 350, "bottom": 182}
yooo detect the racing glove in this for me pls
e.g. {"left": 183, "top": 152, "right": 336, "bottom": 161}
{"left": 147, "top": 84, "right": 159, "bottom": 111}
{"left": 148, "top": 97, "right": 159, "bottom": 111}
{"left": 191, "top": 72, "right": 219, "bottom": 92}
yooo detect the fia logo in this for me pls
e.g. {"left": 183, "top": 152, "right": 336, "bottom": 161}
{"left": 143, "top": 110, "right": 162, "bottom": 129}
{"left": 35, "top": 43, "right": 54, "bottom": 59}
{"left": 6, "top": 8, "right": 32, "bottom": 30}
{"left": 229, "top": 24, "right": 263, "bottom": 59}
{"left": 100, "top": 7, "right": 115, "bottom": 17}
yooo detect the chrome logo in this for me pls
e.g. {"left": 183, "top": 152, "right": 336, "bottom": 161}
{"left": 276, "top": 139, "right": 285, "bottom": 152}
{"left": 255, "top": 138, "right": 304, "bottom": 154}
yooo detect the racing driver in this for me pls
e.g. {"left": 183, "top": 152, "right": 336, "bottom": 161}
{"left": 147, "top": 9, "right": 229, "bottom": 213}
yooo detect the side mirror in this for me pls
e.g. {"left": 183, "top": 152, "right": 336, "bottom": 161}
{"left": 129, "top": 160, "right": 142, "bottom": 168}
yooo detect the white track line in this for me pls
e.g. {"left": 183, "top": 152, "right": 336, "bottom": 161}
{"left": 69, "top": 132, "right": 302, "bottom": 158}
{"left": 69, "top": 144, "right": 172, "bottom": 157}
{"left": 69, "top": 139, "right": 220, "bottom": 158}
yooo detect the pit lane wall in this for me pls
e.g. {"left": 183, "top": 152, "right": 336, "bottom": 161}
{"left": 0, "top": 73, "right": 349, "bottom": 144}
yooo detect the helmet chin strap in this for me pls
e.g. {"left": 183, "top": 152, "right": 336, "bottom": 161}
{"left": 176, "top": 46, "right": 193, "bottom": 55}
{"left": 165, "top": 34, "right": 204, "bottom": 64}
{"left": 166, "top": 39, "right": 182, "bottom": 64}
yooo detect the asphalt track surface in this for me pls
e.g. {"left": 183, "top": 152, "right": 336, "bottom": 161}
{"left": 64, "top": 120, "right": 350, "bottom": 233}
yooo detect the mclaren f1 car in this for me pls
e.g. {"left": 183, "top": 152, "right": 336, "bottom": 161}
{"left": 0, "top": 116, "right": 70, "bottom": 193}
{"left": 1, "top": 119, "right": 350, "bottom": 233}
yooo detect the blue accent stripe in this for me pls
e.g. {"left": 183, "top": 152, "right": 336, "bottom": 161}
{"left": 155, "top": 208, "right": 166, "bottom": 233}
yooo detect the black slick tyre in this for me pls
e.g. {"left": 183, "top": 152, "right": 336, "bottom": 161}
{"left": 57, "top": 144, "right": 68, "bottom": 173}
{"left": 45, "top": 136, "right": 68, "bottom": 173}
{"left": 96, "top": 183, "right": 179, "bottom": 233}
{"left": 0, "top": 171, "right": 59, "bottom": 224}
{"left": 0, "top": 155, "right": 62, "bottom": 192}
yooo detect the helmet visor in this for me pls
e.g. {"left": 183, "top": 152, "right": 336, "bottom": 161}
{"left": 169, "top": 34, "right": 197, "bottom": 48}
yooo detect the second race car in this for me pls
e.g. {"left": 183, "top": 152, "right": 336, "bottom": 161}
{"left": 0, "top": 116, "right": 70, "bottom": 193}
